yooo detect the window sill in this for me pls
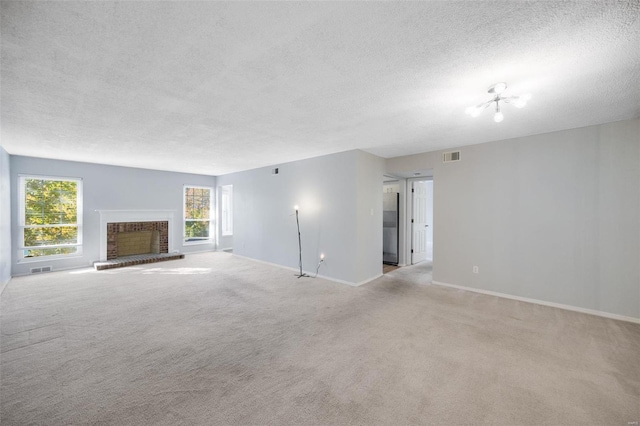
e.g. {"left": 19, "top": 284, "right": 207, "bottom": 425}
{"left": 18, "top": 254, "right": 84, "bottom": 264}
{"left": 183, "top": 240, "right": 214, "bottom": 246}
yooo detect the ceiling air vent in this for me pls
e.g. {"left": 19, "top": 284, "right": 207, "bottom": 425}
{"left": 443, "top": 151, "right": 461, "bottom": 163}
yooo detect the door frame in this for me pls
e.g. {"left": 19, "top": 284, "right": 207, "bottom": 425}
{"left": 407, "top": 176, "right": 433, "bottom": 265}
{"left": 382, "top": 178, "right": 400, "bottom": 265}
{"left": 383, "top": 176, "right": 406, "bottom": 265}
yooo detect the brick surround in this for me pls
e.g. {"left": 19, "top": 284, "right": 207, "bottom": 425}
{"left": 107, "top": 221, "right": 168, "bottom": 260}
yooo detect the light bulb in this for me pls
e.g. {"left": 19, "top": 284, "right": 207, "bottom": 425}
{"left": 465, "top": 106, "right": 475, "bottom": 115}
{"left": 494, "top": 112, "right": 504, "bottom": 122}
{"left": 513, "top": 99, "right": 526, "bottom": 108}
{"left": 320, "top": 253, "right": 325, "bottom": 260}
{"left": 521, "top": 93, "right": 532, "bottom": 101}
{"left": 294, "top": 205, "right": 299, "bottom": 211}
{"left": 493, "top": 82, "right": 507, "bottom": 95}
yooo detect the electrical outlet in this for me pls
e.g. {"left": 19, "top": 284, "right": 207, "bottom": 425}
{"left": 473, "top": 266, "right": 479, "bottom": 274}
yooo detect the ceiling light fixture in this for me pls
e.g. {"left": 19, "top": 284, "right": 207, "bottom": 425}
{"left": 465, "top": 82, "right": 531, "bottom": 123}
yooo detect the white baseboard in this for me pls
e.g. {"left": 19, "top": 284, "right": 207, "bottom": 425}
{"left": 181, "top": 248, "right": 216, "bottom": 255}
{"left": 12, "top": 262, "right": 98, "bottom": 277}
{"left": 322, "top": 273, "right": 383, "bottom": 287}
{"left": 0, "top": 277, "right": 11, "bottom": 297}
{"left": 231, "top": 253, "right": 303, "bottom": 274}
{"left": 432, "top": 280, "right": 640, "bottom": 324}
{"left": 357, "top": 273, "right": 384, "bottom": 286}
{"left": 11, "top": 251, "right": 206, "bottom": 278}
{"left": 231, "top": 254, "right": 381, "bottom": 287}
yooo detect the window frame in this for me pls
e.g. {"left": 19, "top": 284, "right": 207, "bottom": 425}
{"left": 220, "top": 185, "right": 233, "bottom": 237}
{"left": 183, "top": 184, "right": 214, "bottom": 245}
{"left": 17, "top": 174, "right": 83, "bottom": 263}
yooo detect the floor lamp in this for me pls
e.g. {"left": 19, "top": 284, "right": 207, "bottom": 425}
{"left": 294, "top": 205, "right": 308, "bottom": 278}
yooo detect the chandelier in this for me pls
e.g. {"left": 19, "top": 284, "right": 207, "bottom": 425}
{"left": 465, "top": 82, "right": 531, "bottom": 122}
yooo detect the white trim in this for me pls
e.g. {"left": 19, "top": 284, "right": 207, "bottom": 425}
{"left": 310, "top": 271, "right": 382, "bottom": 287}
{"left": 0, "top": 277, "right": 11, "bottom": 297}
{"left": 17, "top": 173, "right": 84, "bottom": 182}
{"left": 183, "top": 239, "right": 213, "bottom": 246}
{"left": 231, "top": 254, "right": 306, "bottom": 275}
{"left": 220, "top": 185, "right": 233, "bottom": 236}
{"left": 432, "top": 280, "right": 640, "bottom": 324}
{"left": 18, "top": 253, "right": 83, "bottom": 264}
{"left": 231, "top": 254, "right": 381, "bottom": 287}
{"left": 182, "top": 247, "right": 216, "bottom": 255}
{"left": 96, "top": 210, "right": 176, "bottom": 261}
{"left": 351, "top": 273, "right": 384, "bottom": 287}
{"left": 18, "top": 175, "right": 83, "bottom": 262}
{"left": 11, "top": 261, "right": 96, "bottom": 277}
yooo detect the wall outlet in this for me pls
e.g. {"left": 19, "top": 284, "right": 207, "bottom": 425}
{"left": 472, "top": 266, "right": 479, "bottom": 274}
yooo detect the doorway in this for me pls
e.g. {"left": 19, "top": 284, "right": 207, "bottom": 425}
{"left": 383, "top": 179, "right": 400, "bottom": 267}
{"left": 410, "top": 179, "right": 433, "bottom": 265}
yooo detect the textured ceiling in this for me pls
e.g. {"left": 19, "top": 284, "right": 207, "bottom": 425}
{"left": 1, "top": 1, "right": 639, "bottom": 176}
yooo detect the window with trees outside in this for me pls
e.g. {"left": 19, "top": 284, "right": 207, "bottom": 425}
{"left": 221, "top": 185, "right": 233, "bottom": 236}
{"left": 18, "top": 175, "right": 83, "bottom": 261}
{"left": 184, "top": 186, "right": 213, "bottom": 244}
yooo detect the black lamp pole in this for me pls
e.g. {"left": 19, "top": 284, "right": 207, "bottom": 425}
{"left": 295, "top": 208, "right": 308, "bottom": 278}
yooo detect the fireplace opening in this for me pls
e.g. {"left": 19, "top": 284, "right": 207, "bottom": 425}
{"left": 107, "top": 221, "right": 168, "bottom": 260}
{"left": 117, "top": 230, "right": 160, "bottom": 257}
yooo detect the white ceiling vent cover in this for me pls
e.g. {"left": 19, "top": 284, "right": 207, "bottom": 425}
{"left": 443, "top": 151, "right": 461, "bottom": 163}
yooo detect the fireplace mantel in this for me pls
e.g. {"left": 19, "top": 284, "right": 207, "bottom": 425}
{"left": 96, "top": 210, "right": 176, "bottom": 261}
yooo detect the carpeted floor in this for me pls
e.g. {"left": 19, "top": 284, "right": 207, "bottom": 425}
{"left": 1, "top": 252, "right": 638, "bottom": 425}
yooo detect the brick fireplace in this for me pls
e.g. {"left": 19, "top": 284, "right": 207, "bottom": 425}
{"left": 97, "top": 210, "right": 176, "bottom": 262}
{"left": 107, "top": 221, "right": 168, "bottom": 260}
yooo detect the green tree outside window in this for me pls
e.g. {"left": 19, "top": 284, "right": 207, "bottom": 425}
{"left": 184, "top": 186, "right": 212, "bottom": 242}
{"left": 21, "top": 177, "right": 80, "bottom": 258}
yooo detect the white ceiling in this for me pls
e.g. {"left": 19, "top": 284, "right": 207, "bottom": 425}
{"left": 1, "top": 1, "right": 639, "bottom": 176}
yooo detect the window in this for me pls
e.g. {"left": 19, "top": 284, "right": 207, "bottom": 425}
{"left": 221, "top": 185, "right": 233, "bottom": 236}
{"left": 18, "top": 175, "right": 83, "bottom": 261}
{"left": 184, "top": 185, "right": 213, "bottom": 244}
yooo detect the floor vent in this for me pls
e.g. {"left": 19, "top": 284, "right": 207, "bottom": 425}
{"left": 30, "top": 266, "right": 53, "bottom": 274}
{"left": 443, "top": 151, "right": 461, "bottom": 163}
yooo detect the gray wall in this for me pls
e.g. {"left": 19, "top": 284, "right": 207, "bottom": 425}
{"left": 355, "top": 150, "right": 385, "bottom": 282}
{"left": 217, "top": 149, "right": 384, "bottom": 284}
{"left": 0, "top": 146, "right": 11, "bottom": 290}
{"left": 387, "top": 118, "right": 640, "bottom": 319}
{"left": 10, "top": 156, "right": 216, "bottom": 275}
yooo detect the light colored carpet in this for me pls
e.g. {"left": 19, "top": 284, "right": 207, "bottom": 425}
{"left": 1, "top": 252, "right": 638, "bottom": 425}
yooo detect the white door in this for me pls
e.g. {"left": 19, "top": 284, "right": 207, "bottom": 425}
{"left": 412, "top": 180, "right": 428, "bottom": 264}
